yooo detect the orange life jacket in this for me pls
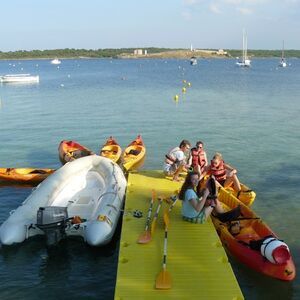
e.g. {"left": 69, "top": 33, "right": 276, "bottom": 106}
{"left": 191, "top": 148, "right": 206, "bottom": 172}
{"left": 210, "top": 160, "right": 226, "bottom": 182}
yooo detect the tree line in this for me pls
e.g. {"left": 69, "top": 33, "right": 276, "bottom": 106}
{"left": 0, "top": 48, "right": 299, "bottom": 59}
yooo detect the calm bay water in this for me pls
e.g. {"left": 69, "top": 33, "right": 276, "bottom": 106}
{"left": 0, "top": 58, "right": 299, "bottom": 300}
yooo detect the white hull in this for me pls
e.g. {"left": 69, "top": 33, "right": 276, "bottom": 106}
{"left": 51, "top": 58, "right": 61, "bottom": 65}
{"left": 279, "top": 61, "right": 287, "bottom": 68}
{"left": 237, "top": 29, "right": 251, "bottom": 67}
{"left": 0, "top": 155, "right": 127, "bottom": 246}
{"left": 0, "top": 74, "right": 39, "bottom": 83}
{"left": 190, "top": 57, "right": 197, "bottom": 65}
{"left": 279, "top": 41, "right": 287, "bottom": 67}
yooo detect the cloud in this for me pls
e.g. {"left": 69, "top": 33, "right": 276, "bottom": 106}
{"left": 183, "top": 0, "right": 200, "bottom": 5}
{"left": 210, "top": 3, "right": 222, "bottom": 13}
{"left": 236, "top": 7, "right": 253, "bottom": 14}
{"left": 182, "top": 10, "right": 193, "bottom": 20}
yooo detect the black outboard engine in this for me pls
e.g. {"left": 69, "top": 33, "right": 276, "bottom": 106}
{"left": 36, "top": 206, "right": 68, "bottom": 246}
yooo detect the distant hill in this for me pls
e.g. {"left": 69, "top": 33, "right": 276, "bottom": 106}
{"left": 0, "top": 48, "right": 300, "bottom": 60}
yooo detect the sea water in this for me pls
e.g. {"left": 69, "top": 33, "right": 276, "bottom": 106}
{"left": 0, "top": 58, "right": 299, "bottom": 300}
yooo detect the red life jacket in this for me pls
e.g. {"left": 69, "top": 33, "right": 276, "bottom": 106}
{"left": 191, "top": 148, "right": 206, "bottom": 172}
{"left": 210, "top": 160, "right": 226, "bottom": 182}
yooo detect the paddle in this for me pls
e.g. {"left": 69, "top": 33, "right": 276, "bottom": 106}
{"left": 155, "top": 210, "right": 171, "bottom": 289}
{"left": 137, "top": 189, "right": 156, "bottom": 244}
{"left": 151, "top": 196, "right": 163, "bottom": 235}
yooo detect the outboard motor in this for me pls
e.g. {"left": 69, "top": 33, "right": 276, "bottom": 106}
{"left": 36, "top": 206, "right": 68, "bottom": 246}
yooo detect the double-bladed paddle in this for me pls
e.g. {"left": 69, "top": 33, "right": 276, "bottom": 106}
{"left": 155, "top": 210, "right": 171, "bottom": 289}
{"left": 137, "top": 189, "right": 156, "bottom": 244}
{"left": 151, "top": 196, "right": 163, "bottom": 235}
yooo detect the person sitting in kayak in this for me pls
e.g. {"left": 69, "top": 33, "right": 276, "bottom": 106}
{"left": 163, "top": 140, "right": 191, "bottom": 182}
{"left": 204, "top": 152, "right": 241, "bottom": 192}
{"left": 178, "top": 172, "right": 224, "bottom": 223}
{"left": 188, "top": 141, "right": 208, "bottom": 179}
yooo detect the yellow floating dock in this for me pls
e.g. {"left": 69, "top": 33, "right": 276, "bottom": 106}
{"left": 114, "top": 170, "right": 244, "bottom": 300}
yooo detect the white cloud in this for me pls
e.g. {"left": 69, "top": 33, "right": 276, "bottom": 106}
{"left": 236, "top": 7, "right": 253, "bottom": 14}
{"left": 182, "top": 10, "right": 193, "bottom": 20}
{"left": 183, "top": 0, "right": 200, "bottom": 6}
{"left": 210, "top": 3, "right": 223, "bottom": 13}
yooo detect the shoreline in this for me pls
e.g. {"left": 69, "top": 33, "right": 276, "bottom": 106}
{"left": 0, "top": 48, "right": 299, "bottom": 60}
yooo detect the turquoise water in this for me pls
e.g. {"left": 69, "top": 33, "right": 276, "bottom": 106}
{"left": 0, "top": 58, "right": 299, "bottom": 299}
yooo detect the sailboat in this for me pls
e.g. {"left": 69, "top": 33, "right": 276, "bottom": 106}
{"left": 236, "top": 29, "right": 251, "bottom": 67}
{"left": 279, "top": 40, "right": 287, "bottom": 68}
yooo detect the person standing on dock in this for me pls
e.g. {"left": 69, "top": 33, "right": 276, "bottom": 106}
{"left": 163, "top": 140, "right": 191, "bottom": 182}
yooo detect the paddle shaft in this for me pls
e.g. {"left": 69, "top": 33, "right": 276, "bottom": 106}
{"left": 144, "top": 190, "right": 155, "bottom": 231}
{"left": 168, "top": 196, "right": 178, "bottom": 213}
{"left": 153, "top": 198, "right": 163, "bottom": 222}
{"left": 162, "top": 226, "right": 168, "bottom": 270}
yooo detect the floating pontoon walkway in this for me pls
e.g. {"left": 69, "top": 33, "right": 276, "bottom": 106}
{"left": 114, "top": 170, "right": 243, "bottom": 300}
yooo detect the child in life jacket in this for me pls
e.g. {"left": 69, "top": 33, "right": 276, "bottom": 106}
{"left": 204, "top": 152, "right": 241, "bottom": 192}
{"left": 188, "top": 141, "right": 208, "bottom": 180}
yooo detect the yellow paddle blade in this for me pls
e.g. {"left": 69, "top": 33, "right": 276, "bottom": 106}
{"left": 137, "top": 230, "right": 151, "bottom": 244}
{"left": 163, "top": 210, "right": 170, "bottom": 228}
{"left": 155, "top": 269, "right": 171, "bottom": 289}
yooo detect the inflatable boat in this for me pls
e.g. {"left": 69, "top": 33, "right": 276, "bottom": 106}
{"left": 0, "top": 155, "right": 127, "bottom": 247}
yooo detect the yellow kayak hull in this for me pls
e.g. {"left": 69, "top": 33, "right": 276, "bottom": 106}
{"left": 100, "top": 136, "right": 122, "bottom": 163}
{"left": 123, "top": 135, "right": 146, "bottom": 171}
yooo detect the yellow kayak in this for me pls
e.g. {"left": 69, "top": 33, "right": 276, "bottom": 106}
{"left": 100, "top": 136, "right": 122, "bottom": 163}
{"left": 0, "top": 168, "right": 55, "bottom": 184}
{"left": 225, "top": 182, "right": 256, "bottom": 206}
{"left": 198, "top": 176, "right": 256, "bottom": 206}
{"left": 123, "top": 135, "right": 146, "bottom": 171}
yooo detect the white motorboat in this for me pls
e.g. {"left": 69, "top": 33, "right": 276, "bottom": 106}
{"left": 236, "top": 29, "right": 251, "bottom": 67}
{"left": 0, "top": 155, "right": 127, "bottom": 247}
{"left": 51, "top": 58, "right": 61, "bottom": 65}
{"left": 279, "top": 40, "right": 287, "bottom": 68}
{"left": 190, "top": 56, "right": 197, "bottom": 66}
{"left": 0, "top": 74, "right": 39, "bottom": 83}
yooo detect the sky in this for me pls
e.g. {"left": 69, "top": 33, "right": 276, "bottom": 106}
{"left": 1, "top": 0, "right": 300, "bottom": 51}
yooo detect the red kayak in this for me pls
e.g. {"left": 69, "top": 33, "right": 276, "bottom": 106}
{"left": 58, "top": 140, "right": 94, "bottom": 165}
{"left": 212, "top": 186, "right": 296, "bottom": 281}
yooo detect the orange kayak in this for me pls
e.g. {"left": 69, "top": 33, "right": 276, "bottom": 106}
{"left": 100, "top": 136, "right": 122, "bottom": 163}
{"left": 122, "top": 135, "right": 146, "bottom": 172}
{"left": 0, "top": 168, "right": 55, "bottom": 184}
{"left": 212, "top": 186, "right": 296, "bottom": 281}
{"left": 58, "top": 140, "right": 94, "bottom": 165}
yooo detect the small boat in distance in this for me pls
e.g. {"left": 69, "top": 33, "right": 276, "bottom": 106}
{"left": 0, "top": 74, "right": 39, "bottom": 83}
{"left": 279, "top": 40, "right": 287, "bottom": 68}
{"left": 50, "top": 58, "right": 61, "bottom": 65}
{"left": 236, "top": 29, "right": 251, "bottom": 67}
{"left": 190, "top": 56, "right": 197, "bottom": 66}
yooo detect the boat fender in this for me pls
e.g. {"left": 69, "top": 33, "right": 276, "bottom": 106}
{"left": 260, "top": 237, "right": 291, "bottom": 264}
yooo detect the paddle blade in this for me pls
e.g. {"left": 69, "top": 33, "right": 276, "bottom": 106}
{"left": 163, "top": 210, "right": 170, "bottom": 228}
{"left": 137, "top": 230, "right": 151, "bottom": 244}
{"left": 155, "top": 269, "right": 172, "bottom": 289}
